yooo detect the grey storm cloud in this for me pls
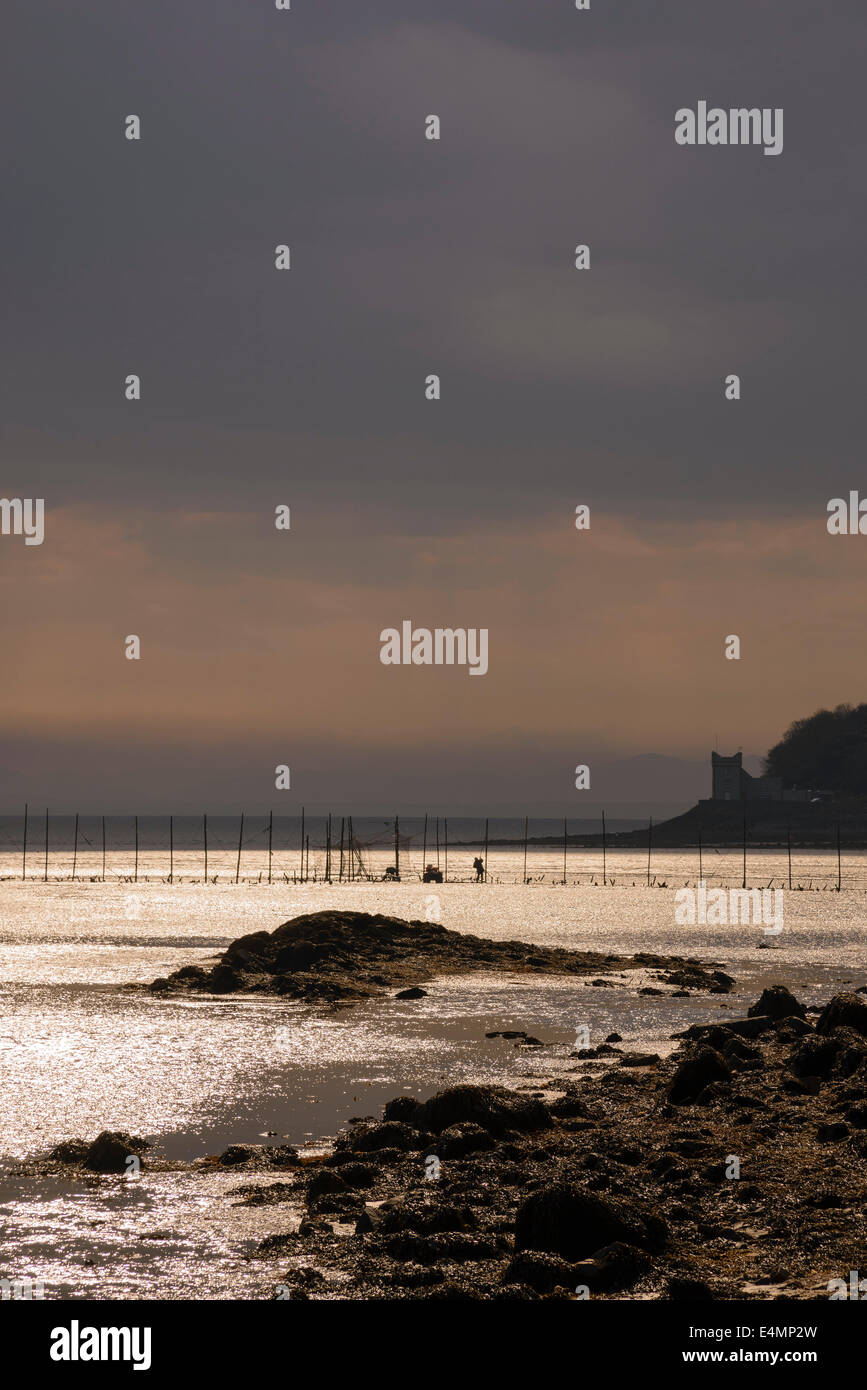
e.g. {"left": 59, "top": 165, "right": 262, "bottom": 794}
{"left": 2, "top": 1, "right": 866, "bottom": 813}
{"left": 1, "top": 0, "right": 864, "bottom": 523}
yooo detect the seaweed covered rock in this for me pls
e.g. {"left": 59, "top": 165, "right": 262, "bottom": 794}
{"left": 218, "top": 1143, "right": 299, "bottom": 1168}
{"left": 514, "top": 1184, "right": 665, "bottom": 1262}
{"left": 787, "top": 1036, "right": 843, "bottom": 1081}
{"left": 49, "top": 1138, "right": 91, "bottom": 1164}
{"left": 385, "top": 1084, "right": 551, "bottom": 1136}
{"left": 338, "top": 1121, "right": 420, "bottom": 1154}
{"left": 502, "top": 1250, "right": 581, "bottom": 1294}
{"left": 788, "top": 1027, "right": 867, "bottom": 1081}
{"left": 84, "top": 1131, "right": 149, "bottom": 1174}
{"left": 433, "top": 1123, "right": 497, "bottom": 1159}
{"left": 748, "top": 985, "right": 807, "bottom": 1021}
{"left": 816, "top": 993, "right": 867, "bottom": 1038}
{"left": 667, "top": 1047, "right": 731, "bottom": 1105}
{"left": 380, "top": 1232, "right": 499, "bottom": 1265}
{"left": 306, "top": 1169, "right": 349, "bottom": 1201}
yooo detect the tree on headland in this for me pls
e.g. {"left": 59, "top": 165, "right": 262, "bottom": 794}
{"left": 763, "top": 703, "right": 867, "bottom": 795}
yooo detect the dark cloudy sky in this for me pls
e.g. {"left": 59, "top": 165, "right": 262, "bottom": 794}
{"left": 1, "top": 1, "right": 865, "bottom": 815}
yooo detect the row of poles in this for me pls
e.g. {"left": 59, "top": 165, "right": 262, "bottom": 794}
{"left": 16, "top": 807, "right": 454, "bottom": 885}
{"left": 14, "top": 805, "right": 846, "bottom": 890}
{"left": 15, "top": 809, "right": 483, "bottom": 885}
{"left": 20, "top": 805, "right": 321, "bottom": 885}
{"left": 17, "top": 809, "right": 511, "bottom": 884}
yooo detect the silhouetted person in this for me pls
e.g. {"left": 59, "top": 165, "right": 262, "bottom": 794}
{"left": 473, "top": 856, "right": 484, "bottom": 881}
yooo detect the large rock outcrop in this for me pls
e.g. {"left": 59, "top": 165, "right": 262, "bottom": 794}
{"left": 149, "top": 910, "right": 725, "bottom": 1005}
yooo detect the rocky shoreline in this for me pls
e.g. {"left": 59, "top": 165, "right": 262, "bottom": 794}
{"left": 36, "top": 974, "right": 867, "bottom": 1301}
{"left": 249, "top": 984, "right": 867, "bottom": 1300}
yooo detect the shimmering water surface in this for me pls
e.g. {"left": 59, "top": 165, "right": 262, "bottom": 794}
{"left": 1, "top": 850, "right": 865, "bottom": 1298}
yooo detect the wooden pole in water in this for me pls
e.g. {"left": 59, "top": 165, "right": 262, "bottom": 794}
{"left": 646, "top": 816, "right": 652, "bottom": 887}
{"left": 563, "top": 817, "right": 568, "bottom": 885}
{"left": 787, "top": 826, "right": 792, "bottom": 891}
{"left": 836, "top": 819, "right": 842, "bottom": 891}
{"left": 339, "top": 817, "right": 345, "bottom": 881}
{"left": 43, "top": 808, "right": 49, "bottom": 883}
{"left": 602, "top": 810, "right": 607, "bottom": 886}
{"left": 435, "top": 816, "right": 440, "bottom": 869}
{"left": 698, "top": 823, "right": 702, "bottom": 883}
{"left": 72, "top": 812, "right": 79, "bottom": 882}
{"left": 135, "top": 815, "right": 139, "bottom": 884}
{"left": 326, "top": 813, "right": 332, "bottom": 882}
{"left": 169, "top": 815, "right": 173, "bottom": 883}
{"left": 444, "top": 817, "right": 448, "bottom": 883}
{"left": 235, "top": 812, "right": 245, "bottom": 884}
{"left": 742, "top": 808, "right": 747, "bottom": 889}
{"left": 268, "top": 810, "right": 274, "bottom": 885}
{"left": 522, "top": 815, "right": 528, "bottom": 884}
{"left": 305, "top": 833, "right": 310, "bottom": 881}
{"left": 203, "top": 813, "right": 208, "bottom": 882}
{"left": 347, "top": 817, "right": 353, "bottom": 881}
{"left": 483, "top": 817, "right": 489, "bottom": 882}
{"left": 393, "top": 815, "right": 399, "bottom": 880}
{"left": 299, "top": 807, "right": 304, "bottom": 882}
{"left": 22, "top": 803, "right": 28, "bottom": 881}
{"left": 422, "top": 814, "right": 428, "bottom": 878}
{"left": 102, "top": 815, "right": 106, "bottom": 880}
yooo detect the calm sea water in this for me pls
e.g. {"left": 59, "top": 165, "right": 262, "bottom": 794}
{"left": 1, "top": 852, "right": 864, "bottom": 1298}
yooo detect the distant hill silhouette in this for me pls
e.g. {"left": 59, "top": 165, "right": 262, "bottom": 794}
{"left": 764, "top": 703, "right": 867, "bottom": 796}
